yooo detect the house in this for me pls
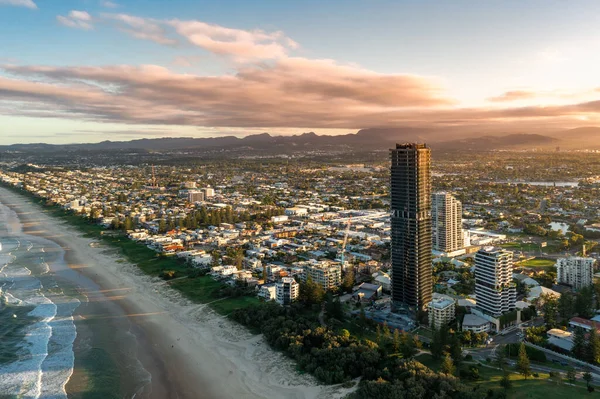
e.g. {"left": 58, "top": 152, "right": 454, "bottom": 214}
{"left": 569, "top": 317, "right": 600, "bottom": 333}
{"left": 547, "top": 329, "right": 573, "bottom": 351}
{"left": 462, "top": 313, "right": 491, "bottom": 333}
{"left": 352, "top": 283, "right": 382, "bottom": 302}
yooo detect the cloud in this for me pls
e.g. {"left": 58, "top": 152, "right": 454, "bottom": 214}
{"left": 57, "top": 11, "right": 94, "bottom": 30}
{"left": 0, "top": 0, "right": 36, "bottom": 9}
{"left": 171, "top": 56, "right": 203, "bottom": 67}
{"left": 488, "top": 88, "right": 600, "bottom": 103}
{"left": 167, "top": 19, "right": 297, "bottom": 60}
{"left": 102, "top": 13, "right": 177, "bottom": 45}
{"left": 75, "top": 13, "right": 298, "bottom": 60}
{"left": 487, "top": 90, "right": 537, "bottom": 102}
{"left": 100, "top": 0, "right": 119, "bottom": 8}
{"left": 0, "top": 61, "right": 455, "bottom": 128}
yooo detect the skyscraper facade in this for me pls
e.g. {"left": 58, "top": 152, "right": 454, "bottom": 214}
{"left": 432, "top": 192, "right": 464, "bottom": 253}
{"left": 390, "top": 143, "right": 432, "bottom": 312}
{"left": 474, "top": 247, "right": 516, "bottom": 318}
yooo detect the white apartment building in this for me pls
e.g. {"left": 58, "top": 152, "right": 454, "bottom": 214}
{"left": 299, "top": 260, "right": 342, "bottom": 290}
{"left": 432, "top": 192, "right": 464, "bottom": 253}
{"left": 201, "top": 187, "right": 215, "bottom": 198}
{"left": 428, "top": 294, "right": 456, "bottom": 330}
{"left": 276, "top": 277, "right": 299, "bottom": 305}
{"left": 556, "top": 257, "right": 595, "bottom": 290}
{"left": 474, "top": 247, "right": 516, "bottom": 318}
{"left": 188, "top": 190, "right": 205, "bottom": 203}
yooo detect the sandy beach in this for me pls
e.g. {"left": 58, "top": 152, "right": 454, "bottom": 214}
{"left": 0, "top": 187, "right": 350, "bottom": 399}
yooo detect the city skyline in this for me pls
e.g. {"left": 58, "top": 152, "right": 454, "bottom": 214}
{"left": 3, "top": 0, "right": 600, "bottom": 144}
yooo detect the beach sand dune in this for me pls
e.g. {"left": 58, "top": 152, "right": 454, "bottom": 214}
{"left": 0, "top": 187, "right": 353, "bottom": 399}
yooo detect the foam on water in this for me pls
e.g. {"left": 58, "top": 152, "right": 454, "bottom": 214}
{"left": 0, "top": 203, "right": 79, "bottom": 399}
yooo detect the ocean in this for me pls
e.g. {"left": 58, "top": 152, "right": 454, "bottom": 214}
{"left": 0, "top": 200, "right": 80, "bottom": 398}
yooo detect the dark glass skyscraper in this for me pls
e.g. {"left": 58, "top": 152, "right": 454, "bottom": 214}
{"left": 390, "top": 143, "right": 432, "bottom": 312}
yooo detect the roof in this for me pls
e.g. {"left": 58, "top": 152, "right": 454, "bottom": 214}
{"left": 462, "top": 314, "right": 490, "bottom": 327}
{"left": 547, "top": 329, "right": 573, "bottom": 339}
{"left": 358, "top": 283, "right": 381, "bottom": 292}
{"left": 569, "top": 317, "right": 600, "bottom": 332}
{"left": 527, "top": 285, "right": 560, "bottom": 301}
{"left": 457, "top": 298, "right": 476, "bottom": 307}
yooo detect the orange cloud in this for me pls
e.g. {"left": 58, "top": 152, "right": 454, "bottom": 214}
{"left": 487, "top": 90, "right": 537, "bottom": 102}
{"left": 0, "top": 61, "right": 454, "bottom": 128}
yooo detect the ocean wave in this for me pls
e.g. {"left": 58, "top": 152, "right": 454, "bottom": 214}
{"left": 0, "top": 234, "right": 79, "bottom": 399}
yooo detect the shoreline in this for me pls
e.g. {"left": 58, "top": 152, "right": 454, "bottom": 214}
{"left": 0, "top": 186, "right": 339, "bottom": 399}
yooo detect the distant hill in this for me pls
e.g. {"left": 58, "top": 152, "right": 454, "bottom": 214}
{"left": 546, "top": 127, "right": 600, "bottom": 149}
{"left": 435, "top": 133, "right": 560, "bottom": 150}
{"left": 2, "top": 127, "right": 599, "bottom": 153}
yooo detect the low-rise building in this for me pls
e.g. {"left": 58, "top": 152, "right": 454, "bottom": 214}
{"left": 258, "top": 284, "right": 277, "bottom": 301}
{"left": 547, "top": 328, "right": 573, "bottom": 351}
{"left": 462, "top": 313, "right": 491, "bottom": 333}
{"left": 428, "top": 294, "right": 456, "bottom": 330}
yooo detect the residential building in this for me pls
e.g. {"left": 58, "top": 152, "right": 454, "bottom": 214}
{"left": 556, "top": 257, "right": 595, "bottom": 290}
{"left": 474, "top": 247, "right": 516, "bottom": 318}
{"left": 428, "top": 294, "right": 456, "bottom": 330}
{"left": 462, "top": 313, "right": 491, "bottom": 333}
{"left": 276, "top": 277, "right": 299, "bottom": 305}
{"left": 202, "top": 187, "right": 215, "bottom": 198}
{"left": 568, "top": 317, "right": 600, "bottom": 333}
{"left": 390, "top": 143, "right": 432, "bottom": 312}
{"left": 188, "top": 190, "right": 205, "bottom": 203}
{"left": 300, "top": 261, "right": 342, "bottom": 290}
{"left": 432, "top": 192, "right": 464, "bottom": 253}
{"left": 258, "top": 284, "right": 277, "bottom": 301}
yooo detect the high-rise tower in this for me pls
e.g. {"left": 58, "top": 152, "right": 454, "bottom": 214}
{"left": 474, "top": 247, "right": 516, "bottom": 318}
{"left": 432, "top": 192, "right": 464, "bottom": 253}
{"left": 390, "top": 143, "right": 432, "bottom": 312}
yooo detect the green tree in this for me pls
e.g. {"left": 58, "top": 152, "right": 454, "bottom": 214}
{"left": 440, "top": 353, "right": 455, "bottom": 375}
{"left": 586, "top": 328, "right": 600, "bottom": 365}
{"left": 549, "top": 371, "right": 562, "bottom": 385}
{"left": 572, "top": 327, "right": 587, "bottom": 359}
{"left": 495, "top": 344, "right": 507, "bottom": 369}
{"left": 400, "top": 332, "right": 418, "bottom": 359}
{"left": 341, "top": 268, "right": 355, "bottom": 293}
{"left": 583, "top": 371, "right": 593, "bottom": 387}
{"left": 450, "top": 335, "right": 463, "bottom": 367}
{"left": 541, "top": 294, "right": 558, "bottom": 328}
{"left": 500, "top": 370, "right": 512, "bottom": 390}
{"left": 516, "top": 342, "right": 531, "bottom": 379}
{"left": 558, "top": 292, "right": 576, "bottom": 320}
{"left": 158, "top": 219, "right": 167, "bottom": 233}
{"left": 576, "top": 286, "right": 595, "bottom": 319}
{"left": 298, "top": 275, "right": 325, "bottom": 306}
{"left": 566, "top": 368, "right": 577, "bottom": 384}
{"left": 392, "top": 329, "right": 401, "bottom": 353}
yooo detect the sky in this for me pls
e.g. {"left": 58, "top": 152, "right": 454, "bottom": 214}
{"left": 2, "top": 0, "right": 600, "bottom": 144}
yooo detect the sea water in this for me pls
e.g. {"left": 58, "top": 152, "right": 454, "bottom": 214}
{"left": 0, "top": 201, "right": 80, "bottom": 398}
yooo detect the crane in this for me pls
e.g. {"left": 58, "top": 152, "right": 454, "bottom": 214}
{"left": 340, "top": 217, "right": 352, "bottom": 268}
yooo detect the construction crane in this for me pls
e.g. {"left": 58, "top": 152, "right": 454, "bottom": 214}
{"left": 340, "top": 217, "right": 352, "bottom": 268}
{"left": 151, "top": 165, "right": 157, "bottom": 188}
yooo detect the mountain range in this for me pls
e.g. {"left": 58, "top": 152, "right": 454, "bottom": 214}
{"left": 2, "top": 127, "right": 599, "bottom": 153}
